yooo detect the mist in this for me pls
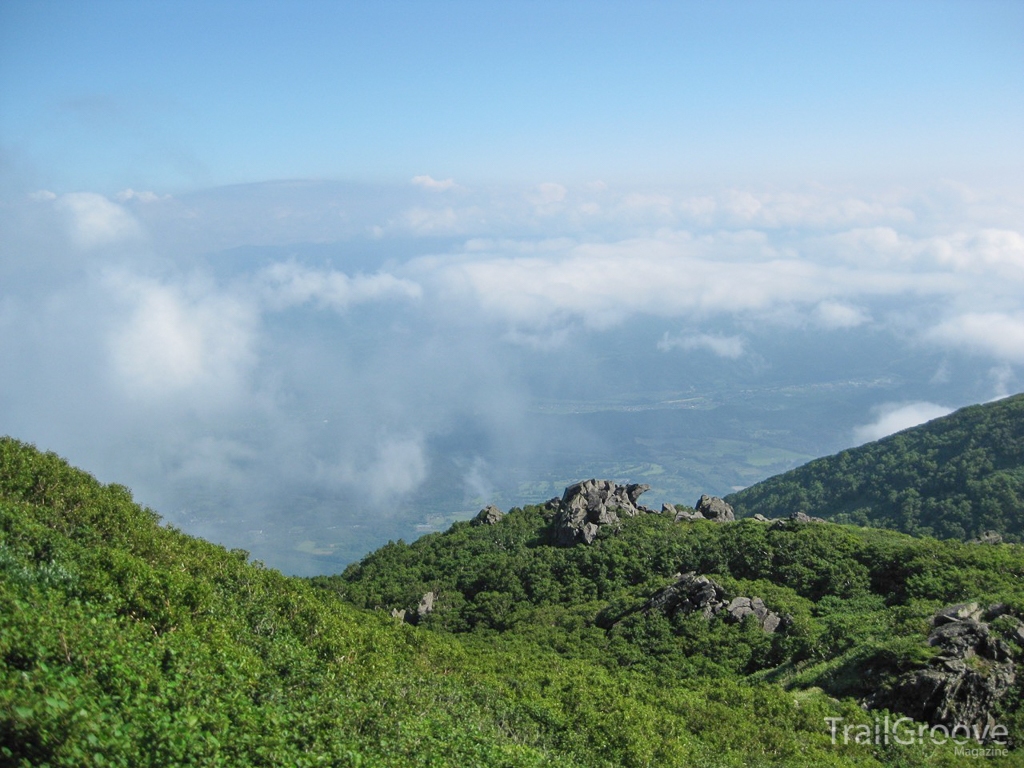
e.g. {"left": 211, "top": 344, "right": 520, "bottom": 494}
{"left": 1, "top": 177, "right": 1022, "bottom": 573}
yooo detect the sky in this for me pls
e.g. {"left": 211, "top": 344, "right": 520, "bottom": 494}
{"left": 1, "top": 1, "right": 1023, "bottom": 573}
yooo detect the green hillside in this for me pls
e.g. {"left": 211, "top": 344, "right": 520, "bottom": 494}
{"left": 4, "top": 430, "right": 1024, "bottom": 766}
{"left": 0, "top": 436, "right": 938, "bottom": 767}
{"left": 325, "top": 482, "right": 1024, "bottom": 765}
{"left": 726, "top": 393, "right": 1024, "bottom": 541}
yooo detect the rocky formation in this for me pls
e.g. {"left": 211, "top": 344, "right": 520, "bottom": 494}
{"left": 637, "top": 572, "right": 783, "bottom": 633}
{"left": 663, "top": 503, "right": 706, "bottom": 522}
{"left": 874, "top": 603, "right": 1019, "bottom": 733}
{"left": 552, "top": 479, "right": 655, "bottom": 545}
{"left": 663, "top": 496, "right": 738, "bottom": 523}
{"left": 472, "top": 505, "right": 504, "bottom": 526}
{"left": 417, "top": 591, "right": 436, "bottom": 620}
{"left": 747, "top": 511, "right": 828, "bottom": 527}
{"left": 694, "top": 495, "right": 735, "bottom": 522}
{"left": 393, "top": 591, "right": 437, "bottom": 625}
{"left": 969, "top": 531, "right": 1004, "bottom": 545}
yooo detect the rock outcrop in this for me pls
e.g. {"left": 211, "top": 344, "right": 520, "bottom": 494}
{"left": 874, "top": 603, "right": 1018, "bottom": 733}
{"left": 637, "top": 572, "right": 783, "bottom": 633}
{"left": 472, "top": 505, "right": 504, "bottom": 526}
{"left": 969, "top": 531, "right": 1004, "bottom": 545}
{"left": 552, "top": 479, "right": 655, "bottom": 545}
{"left": 747, "top": 510, "right": 828, "bottom": 527}
{"left": 417, "top": 591, "right": 436, "bottom": 620}
{"left": 664, "top": 496, "right": 738, "bottom": 523}
{"left": 694, "top": 495, "right": 735, "bottom": 522}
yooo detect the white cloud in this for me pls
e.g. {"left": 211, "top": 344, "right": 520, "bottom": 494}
{"left": 318, "top": 435, "right": 429, "bottom": 504}
{"left": 258, "top": 262, "right": 422, "bottom": 311}
{"left": 108, "top": 274, "right": 257, "bottom": 400}
{"left": 926, "top": 312, "right": 1024, "bottom": 363}
{"left": 814, "top": 301, "right": 870, "bottom": 329}
{"left": 412, "top": 175, "right": 457, "bottom": 190}
{"left": 423, "top": 233, "right": 938, "bottom": 333}
{"left": 56, "top": 192, "right": 143, "bottom": 249}
{"left": 658, "top": 332, "right": 745, "bottom": 359}
{"left": 403, "top": 206, "right": 461, "bottom": 233}
{"left": 853, "top": 401, "right": 954, "bottom": 444}
{"left": 29, "top": 190, "right": 57, "bottom": 201}
{"left": 533, "top": 182, "right": 567, "bottom": 204}
{"left": 115, "top": 188, "right": 169, "bottom": 203}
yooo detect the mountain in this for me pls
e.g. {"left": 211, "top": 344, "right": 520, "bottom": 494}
{"left": 4, "top": 416, "right": 1024, "bottom": 766}
{"left": 327, "top": 478, "right": 1024, "bottom": 765}
{"left": 726, "top": 393, "right": 1024, "bottom": 541}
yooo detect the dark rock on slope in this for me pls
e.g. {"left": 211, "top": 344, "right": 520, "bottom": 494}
{"left": 637, "top": 572, "right": 782, "bottom": 633}
{"left": 872, "top": 603, "right": 1018, "bottom": 733}
{"left": 552, "top": 479, "right": 655, "bottom": 545}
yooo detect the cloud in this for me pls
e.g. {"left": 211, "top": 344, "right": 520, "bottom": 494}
{"left": 926, "top": 312, "right": 1024, "bottom": 363}
{"left": 316, "top": 434, "right": 430, "bottom": 505}
{"left": 423, "top": 233, "right": 941, "bottom": 334}
{"left": 403, "top": 205, "right": 462, "bottom": 233}
{"left": 28, "top": 190, "right": 57, "bottom": 201}
{"left": 853, "top": 401, "right": 954, "bottom": 444}
{"left": 107, "top": 274, "right": 257, "bottom": 401}
{"left": 658, "top": 331, "right": 745, "bottom": 359}
{"left": 55, "top": 192, "right": 143, "bottom": 249}
{"left": 116, "top": 188, "right": 169, "bottom": 203}
{"left": 533, "top": 182, "right": 567, "bottom": 204}
{"left": 412, "top": 175, "right": 457, "bottom": 190}
{"left": 814, "top": 301, "right": 870, "bottom": 329}
{"left": 258, "top": 261, "right": 422, "bottom": 311}
{"left": 5, "top": 177, "right": 1024, "bottom": 575}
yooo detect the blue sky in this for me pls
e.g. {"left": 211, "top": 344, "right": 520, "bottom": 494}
{"left": 2, "top": 1, "right": 1022, "bottom": 191}
{"left": 2, "top": 2, "right": 1023, "bottom": 572}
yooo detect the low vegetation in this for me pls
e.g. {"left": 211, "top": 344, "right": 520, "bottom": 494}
{"left": 4, "top": 391, "right": 1024, "bottom": 766}
{"left": 727, "top": 393, "right": 1024, "bottom": 541}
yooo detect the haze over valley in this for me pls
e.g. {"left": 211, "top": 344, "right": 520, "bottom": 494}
{"left": 1, "top": 2, "right": 1022, "bottom": 574}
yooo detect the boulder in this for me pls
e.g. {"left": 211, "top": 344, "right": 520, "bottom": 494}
{"left": 674, "top": 509, "right": 706, "bottom": 522}
{"left": 875, "top": 604, "right": 1017, "bottom": 732}
{"left": 417, "top": 591, "right": 436, "bottom": 619}
{"left": 769, "top": 511, "right": 827, "bottom": 529}
{"left": 694, "top": 495, "right": 735, "bottom": 522}
{"left": 640, "top": 572, "right": 727, "bottom": 620}
{"left": 552, "top": 479, "right": 655, "bottom": 546}
{"left": 638, "top": 572, "right": 782, "bottom": 632}
{"left": 934, "top": 602, "right": 983, "bottom": 626}
{"left": 472, "top": 504, "right": 504, "bottom": 526}
{"left": 969, "top": 531, "right": 1004, "bottom": 545}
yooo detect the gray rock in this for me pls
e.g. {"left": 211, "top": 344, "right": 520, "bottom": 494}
{"left": 417, "top": 591, "right": 435, "bottom": 619}
{"left": 552, "top": 479, "right": 655, "bottom": 546}
{"left": 969, "top": 531, "right": 1004, "bottom": 545}
{"left": 390, "top": 608, "right": 406, "bottom": 621}
{"left": 673, "top": 508, "right": 706, "bottom": 522}
{"left": 695, "top": 495, "right": 735, "bottom": 522}
{"left": 769, "top": 510, "right": 827, "bottom": 529}
{"left": 752, "top": 514, "right": 771, "bottom": 522}
{"left": 472, "top": 504, "right": 504, "bottom": 526}
{"left": 874, "top": 603, "right": 1017, "bottom": 732}
{"left": 934, "top": 602, "right": 983, "bottom": 626}
{"left": 639, "top": 573, "right": 781, "bottom": 632}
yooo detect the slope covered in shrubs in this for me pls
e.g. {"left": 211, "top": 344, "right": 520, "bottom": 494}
{"left": 726, "top": 393, "right": 1024, "bottom": 541}
{"left": 0, "top": 436, "right": 934, "bottom": 767}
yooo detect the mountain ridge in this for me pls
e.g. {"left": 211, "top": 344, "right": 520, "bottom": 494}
{"left": 726, "top": 392, "right": 1024, "bottom": 541}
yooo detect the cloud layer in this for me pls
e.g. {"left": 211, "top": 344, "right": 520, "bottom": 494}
{"left": 2, "top": 178, "right": 1022, "bottom": 572}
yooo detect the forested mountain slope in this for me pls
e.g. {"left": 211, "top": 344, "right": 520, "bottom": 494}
{"left": 726, "top": 393, "right": 1024, "bottom": 541}
{"left": 2, "top": 435, "right": 966, "bottom": 768}
{"left": 328, "top": 479, "right": 1024, "bottom": 766}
